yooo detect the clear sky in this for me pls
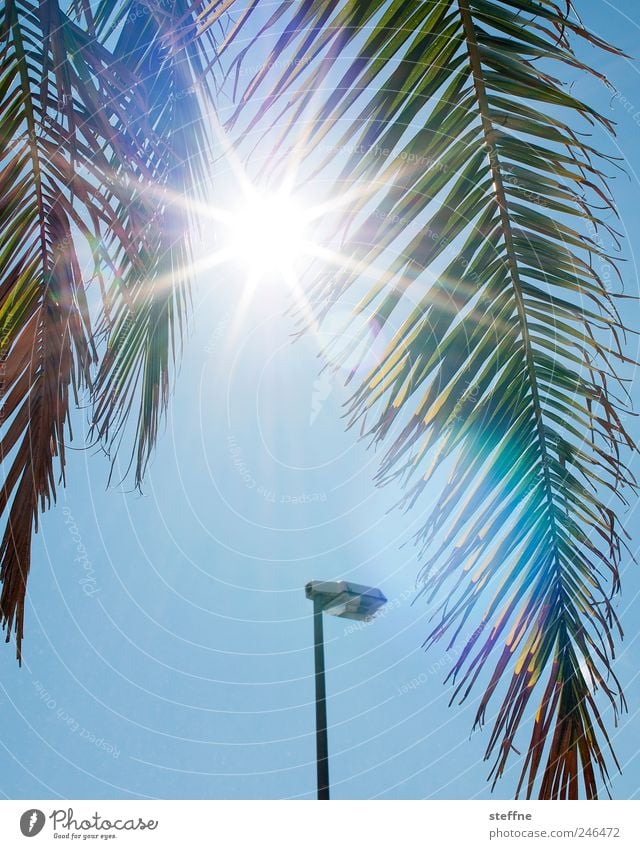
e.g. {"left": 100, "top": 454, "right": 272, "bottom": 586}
{"left": 1, "top": 0, "right": 640, "bottom": 801}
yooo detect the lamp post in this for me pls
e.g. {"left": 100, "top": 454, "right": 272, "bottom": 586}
{"left": 305, "top": 580, "right": 387, "bottom": 800}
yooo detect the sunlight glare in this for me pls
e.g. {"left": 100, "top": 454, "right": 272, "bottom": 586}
{"left": 226, "top": 191, "right": 309, "bottom": 278}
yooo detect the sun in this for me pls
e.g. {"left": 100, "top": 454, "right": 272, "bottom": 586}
{"left": 225, "top": 190, "right": 310, "bottom": 279}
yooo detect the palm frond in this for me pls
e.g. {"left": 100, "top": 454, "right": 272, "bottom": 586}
{"left": 0, "top": 0, "right": 97, "bottom": 658}
{"left": 1, "top": 0, "right": 239, "bottom": 655}
{"left": 227, "top": 0, "right": 636, "bottom": 799}
{"left": 88, "top": 0, "right": 230, "bottom": 485}
{"left": 0, "top": 0, "right": 195, "bottom": 656}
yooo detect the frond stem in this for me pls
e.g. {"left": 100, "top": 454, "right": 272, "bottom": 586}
{"left": 457, "top": 0, "right": 565, "bottom": 593}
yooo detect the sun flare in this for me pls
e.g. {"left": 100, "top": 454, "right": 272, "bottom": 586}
{"left": 225, "top": 191, "right": 310, "bottom": 279}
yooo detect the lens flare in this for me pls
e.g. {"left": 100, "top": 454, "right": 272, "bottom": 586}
{"left": 225, "top": 191, "right": 310, "bottom": 278}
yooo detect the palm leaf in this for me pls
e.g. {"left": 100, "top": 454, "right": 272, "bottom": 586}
{"left": 226, "top": 0, "right": 636, "bottom": 799}
{"left": 0, "top": 0, "right": 207, "bottom": 657}
{"left": 0, "top": 0, "right": 103, "bottom": 659}
{"left": 88, "top": 0, "right": 231, "bottom": 484}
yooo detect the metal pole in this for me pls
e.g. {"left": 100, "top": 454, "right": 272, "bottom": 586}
{"left": 313, "top": 598, "right": 330, "bottom": 799}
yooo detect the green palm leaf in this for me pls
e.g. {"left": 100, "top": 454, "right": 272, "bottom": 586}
{"left": 227, "top": 0, "right": 636, "bottom": 799}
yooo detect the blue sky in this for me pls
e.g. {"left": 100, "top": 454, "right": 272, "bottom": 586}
{"left": 1, "top": 0, "right": 640, "bottom": 800}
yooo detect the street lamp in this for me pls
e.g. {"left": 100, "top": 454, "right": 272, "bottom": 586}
{"left": 305, "top": 580, "right": 387, "bottom": 800}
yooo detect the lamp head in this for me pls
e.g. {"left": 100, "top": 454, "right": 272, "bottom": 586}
{"left": 305, "top": 580, "right": 387, "bottom": 621}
